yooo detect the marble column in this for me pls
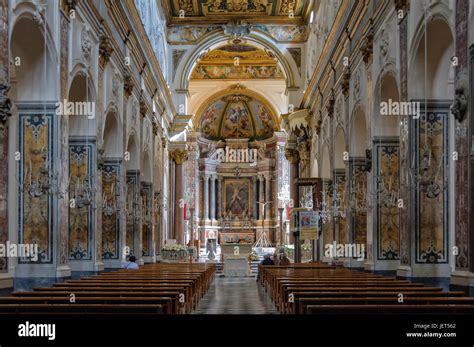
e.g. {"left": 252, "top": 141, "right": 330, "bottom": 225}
{"left": 217, "top": 176, "right": 223, "bottom": 219}
{"left": 265, "top": 174, "right": 271, "bottom": 220}
{"left": 285, "top": 148, "right": 300, "bottom": 244}
{"left": 451, "top": 0, "right": 473, "bottom": 295}
{"left": 171, "top": 149, "right": 188, "bottom": 245}
{"left": 258, "top": 174, "right": 265, "bottom": 219}
{"left": 396, "top": 0, "right": 411, "bottom": 278}
{"left": 202, "top": 173, "right": 209, "bottom": 221}
{"left": 210, "top": 174, "right": 216, "bottom": 221}
{"left": 252, "top": 176, "right": 258, "bottom": 219}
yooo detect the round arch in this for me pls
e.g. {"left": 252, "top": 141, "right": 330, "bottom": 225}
{"left": 103, "top": 110, "right": 122, "bottom": 158}
{"left": 68, "top": 71, "right": 97, "bottom": 136}
{"left": 178, "top": 32, "right": 297, "bottom": 90}
{"left": 373, "top": 70, "right": 400, "bottom": 137}
{"left": 408, "top": 16, "right": 454, "bottom": 100}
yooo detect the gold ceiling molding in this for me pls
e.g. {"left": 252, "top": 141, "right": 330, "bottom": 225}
{"left": 164, "top": 0, "right": 313, "bottom": 25}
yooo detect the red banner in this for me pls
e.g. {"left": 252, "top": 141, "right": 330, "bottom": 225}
{"left": 183, "top": 203, "right": 187, "bottom": 220}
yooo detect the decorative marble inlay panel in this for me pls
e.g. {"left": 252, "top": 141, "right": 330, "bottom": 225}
{"left": 102, "top": 161, "right": 121, "bottom": 259}
{"left": 412, "top": 107, "right": 449, "bottom": 264}
{"left": 375, "top": 142, "right": 400, "bottom": 260}
{"left": 19, "top": 113, "right": 54, "bottom": 263}
{"left": 141, "top": 182, "right": 152, "bottom": 256}
{"left": 68, "top": 140, "right": 95, "bottom": 260}
{"left": 126, "top": 171, "right": 139, "bottom": 256}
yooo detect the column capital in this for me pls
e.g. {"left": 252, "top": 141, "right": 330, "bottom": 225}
{"left": 285, "top": 148, "right": 300, "bottom": 164}
{"left": 200, "top": 172, "right": 209, "bottom": 181}
{"left": 99, "top": 28, "right": 114, "bottom": 68}
{"left": 170, "top": 148, "right": 188, "bottom": 165}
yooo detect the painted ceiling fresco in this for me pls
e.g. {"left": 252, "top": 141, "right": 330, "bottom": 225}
{"left": 197, "top": 91, "right": 278, "bottom": 140}
{"left": 166, "top": 0, "right": 309, "bottom": 24}
{"left": 191, "top": 44, "right": 284, "bottom": 79}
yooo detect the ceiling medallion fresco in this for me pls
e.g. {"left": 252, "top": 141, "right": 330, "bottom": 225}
{"left": 197, "top": 87, "right": 279, "bottom": 141}
{"left": 167, "top": 0, "right": 309, "bottom": 24}
{"left": 191, "top": 44, "right": 284, "bottom": 79}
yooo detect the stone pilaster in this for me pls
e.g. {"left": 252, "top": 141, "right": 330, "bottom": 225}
{"left": 450, "top": 0, "right": 474, "bottom": 295}
{"left": 0, "top": 0, "right": 10, "bottom": 277}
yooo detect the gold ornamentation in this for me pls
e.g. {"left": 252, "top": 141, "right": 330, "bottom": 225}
{"left": 170, "top": 149, "right": 188, "bottom": 164}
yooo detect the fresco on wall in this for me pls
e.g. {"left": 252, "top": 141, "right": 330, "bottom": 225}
{"left": 221, "top": 101, "right": 253, "bottom": 138}
{"left": 191, "top": 45, "right": 284, "bottom": 80}
{"left": 191, "top": 65, "right": 283, "bottom": 79}
{"left": 68, "top": 142, "right": 94, "bottom": 260}
{"left": 376, "top": 144, "right": 400, "bottom": 260}
{"left": 102, "top": 162, "right": 120, "bottom": 259}
{"left": 167, "top": 26, "right": 219, "bottom": 43}
{"left": 19, "top": 114, "right": 53, "bottom": 263}
{"left": 198, "top": 92, "right": 277, "bottom": 141}
{"left": 254, "top": 24, "right": 308, "bottom": 42}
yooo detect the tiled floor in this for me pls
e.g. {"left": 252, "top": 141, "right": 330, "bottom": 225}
{"left": 194, "top": 275, "right": 278, "bottom": 314}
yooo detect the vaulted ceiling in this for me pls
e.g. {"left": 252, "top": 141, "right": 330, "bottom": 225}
{"left": 164, "top": 0, "right": 312, "bottom": 25}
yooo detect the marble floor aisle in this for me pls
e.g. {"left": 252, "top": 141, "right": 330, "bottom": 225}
{"left": 194, "top": 275, "right": 278, "bottom": 314}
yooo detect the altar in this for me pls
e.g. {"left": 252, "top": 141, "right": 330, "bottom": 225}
{"left": 220, "top": 241, "right": 253, "bottom": 277}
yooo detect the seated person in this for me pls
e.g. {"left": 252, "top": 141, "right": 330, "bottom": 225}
{"left": 262, "top": 253, "right": 275, "bottom": 266}
{"left": 122, "top": 255, "right": 139, "bottom": 270}
{"left": 279, "top": 253, "right": 291, "bottom": 266}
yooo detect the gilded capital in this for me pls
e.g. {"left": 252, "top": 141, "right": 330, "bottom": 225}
{"left": 170, "top": 148, "right": 188, "bottom": 165}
